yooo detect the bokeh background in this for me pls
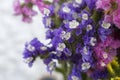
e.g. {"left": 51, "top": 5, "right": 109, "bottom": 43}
{"left": 0, "top": 0, "right": 62, "bottom": 80}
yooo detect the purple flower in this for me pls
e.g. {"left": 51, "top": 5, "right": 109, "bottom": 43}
{"left": 58, "top": 3, "right": 77, "bottom": 20}
{"left": 68, "top": 66, "right": 82, "bottom": 80}
{"left": 50, "top": 28, "right": 72, "bottom": 44}
{"left": 13, "top": 0, "right": 37, "bottom": 23}
{"left": 70, "top": 54, "right": 82, "bottom": 64}
{"left": 75, "top": 25, "right": 83, "bottom": 36}
{"left": 80, "top": 62, "right": 91, "bottom": 71}
{"left": 23, "top": 38, "right": 48, "bottom": 67}
{"left": 91, "top": 68, "right": 108, "bottom": 79}
{"left": 15, "top": 0, "right": 120, "bottom": 79}
{"left": 94, "top": 36, "right": 120, "bottom": 69}
{"left": 96, "top": 0, "right": 111, "bottom": 10}
{"left": 63, "top": 48, "right": 72, "bottom": 56}
{"left": 98, "top": 27, "right": 112, "bottom": 41}
{"left": 79, "top": 10, "right": 91, "bottom": 21}
{"left": 22, "top": 6, "right": 37, "bottom": 22}
{"left": 43, "top": 5, "right": 55, "bottom": 17}
{"left": 83, "top": 34, "right": 97, "bottom": 46}
{"left": 71, "top": 0, "right": 86, "bottom": 13}
{"left": 98, "top": 20, "right": 112, "bottom": 41}
{"left": 46, "top": 29, "right": 54, "bottom": 39}
{"left": 64, "top": 20, "right": 80, "bottom": 30}
{"left": 34, "top": 0, "right": 49, "bottom": 14}
{"left": 81, "top": 46, "right": 92, "bottom": 57}
{"left": 76, "top": 43, "right": 82, "bottom": 54}
{"left": 56, "top": 43, "right": 66, "bottom": 52}
{"left": 13, "top": 0, "right": 22, "bottom": 15}
{"left": 76, "top": 60, "right": 92, "bottom": 72}
{"left": 51, "top": 36, "right": 63, "bottom": 47}
{"left": 44, "top": 58, "right": 56, "bottom": 73}
{"left": 85, "top": 0, "right": 97, "bottom": 10}
{"left": 43, "top": 17, "right": 54, "bottom": 28}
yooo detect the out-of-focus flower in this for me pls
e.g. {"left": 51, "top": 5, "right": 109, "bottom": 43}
{"left": 14, "top": 0, "right": 120, "bottom": 79}
{"left": 113, "top": 9, "right": 120, "bottom": 29}
{"left": 111, "top": 77, "right": 120, "bottom": 80}
{"left": 96, "top": 0, "right": 120, "bottom": 29}
{"left": 94, "top": 36, "right": 120, "bottom": 69}
{"left": 96, "top": 0, "right": 111, "bottom": 10}
{"left": 68, "top": 66, "right": 82, "bottom": 80}
{"left": 13, "top": 0, "right": 37, "bottom": 23}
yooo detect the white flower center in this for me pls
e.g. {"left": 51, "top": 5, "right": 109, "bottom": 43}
{"left": 51, "top": 51, "right": 62, "bottom": 57}
{"left": 103, "top": 53, "right": 108, "bottom": 59}
{"left": 64, "top": 32, "right": 71, "bottom": 40}
{"left": 48, "top": 61, "right": 56, "bottom": 71}
{"left": 62, "top": 6, "right": 71, "bottom": 13}
{"left": 73, "top": 13, "right": 78, "bottom": 19}
{"left": 82, "top": 13, "right": 89, "bottom": 20}
{"left": 90, "top": 37, "right": 97, "bottom": 46}
{"left": 86, "top": 24, "right": 93, "bottom": 31}
{"left": 40, "top": 46, "right": 47, "bottom": 51}
{"left": 57, "top": 43, "right": 66, "bottom": 51}
{"left": 60, "top": 31, "right": 66, "bottom": 38}
{"left": 101, "top": 21, "right": 111, "bottom": 29}
{"left": 44, "top": 8, "right": 50, "bottom": 16}
{"left": 63, "top": 20, "right": 69, "bottom": 24}
{"left": 61, "top": 31, "right": 71, "bottom": 40}
{"left": 81, "top": 62, "right": 91, "bottom": 70}
{"left": 101, "top": 62, "right": 106, "bottom": 67}
{"left": 83, "top": 47, "right": 88, "bottom": 55}
{"left": 69, "top": 20, "right": 79, "bottom": 29}
{"left": 73, "top": 3, "right": 79, "bottom": 7}
{"left": 24, "top": 57, "right": 33, "bottom": 63}
{"left": 75, "top": 0, "right": 82, "bottom": 4}
{"left": 27, "top": 44, "right": 35, "bottom": 52}
{"left": 46, "top": 18, "right": 51, "bottom": 27}
{"left": 71, "top": 76, "right": 80, "bottom": 80}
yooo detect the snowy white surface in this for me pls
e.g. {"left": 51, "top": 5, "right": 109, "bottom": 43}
{"left": 0, "top": 0, "right": 62, "bottom": 80}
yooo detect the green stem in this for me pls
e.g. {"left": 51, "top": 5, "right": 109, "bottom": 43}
{"left": 92, "top": 10, "right": 103, "bottom": 24}
{"left": 55, "top": 67, "right": 67, "bottom": 80}
{"left": 55, "top": 62, "right": 72, "bottom": 80}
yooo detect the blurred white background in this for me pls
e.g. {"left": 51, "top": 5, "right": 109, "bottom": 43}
{"left": 0, "top": 0, "right": 62, "bottom": 80}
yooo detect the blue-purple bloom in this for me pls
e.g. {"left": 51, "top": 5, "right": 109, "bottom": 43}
{"left": 43, "top": 17, "right": 54, "bottom": 28}
{"left": 91, "top": 68, "right": 108, "bottom": 79}
{"left": 98, "top": 20, "right": 112, "bottom": 41}
{"left": 23, "top": 38, "right": 48, "bottom": 67}
{"left": 15, "top": 0, "right": 120, "bottom": 79}
{"left": 85, "top": 0, "right": 97, "bottom": 10}
{"left": 68, "top": 66, "right": 82, "bottom": 80}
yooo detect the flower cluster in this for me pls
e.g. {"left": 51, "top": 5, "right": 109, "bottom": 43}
{"left": 14, "top": 0, "right": 120, "bottom": 80}
{"left": 96, "top": 0, "right": 120, "bottom": 29}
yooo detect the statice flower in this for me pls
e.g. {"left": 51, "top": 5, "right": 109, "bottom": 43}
{"left": 90, "top": 68, "right": 109, "bottom": 79}
{"left": 14, "top": 0, "right": 120, "bottom": 79}
{"left": 98, "top": 20, "right": 112, "bottom": 41}
{"left": 13, "top": 0, "right": 37, "bottom": 23}
{"left": 44, "top": 58, "right": 56, "bottom": 73}
{"left": 96, "top": 0, "right": 111, "bottom": 10}
{"left": 23, "top": 38, "right": 49, "bottom": 67}
{"left": 68, "top": 66, "right": 82, "bottom": 80}
{"left": 85, "top": 0, "right": 97, "bottom": 10}
{"left": 43, "top": 17, "right": 54, "bottom": 28}
{"left": 94, "top": 36, "right": 120, "bottom": 69}
{"left": 96, "top": 0, "right": 120, "bottom": 29}
{"left": 34, "top": 0, "right": 50, "bottom": 14}
{"left": 58, "top": 3, "right": 74, "bottom": 20}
